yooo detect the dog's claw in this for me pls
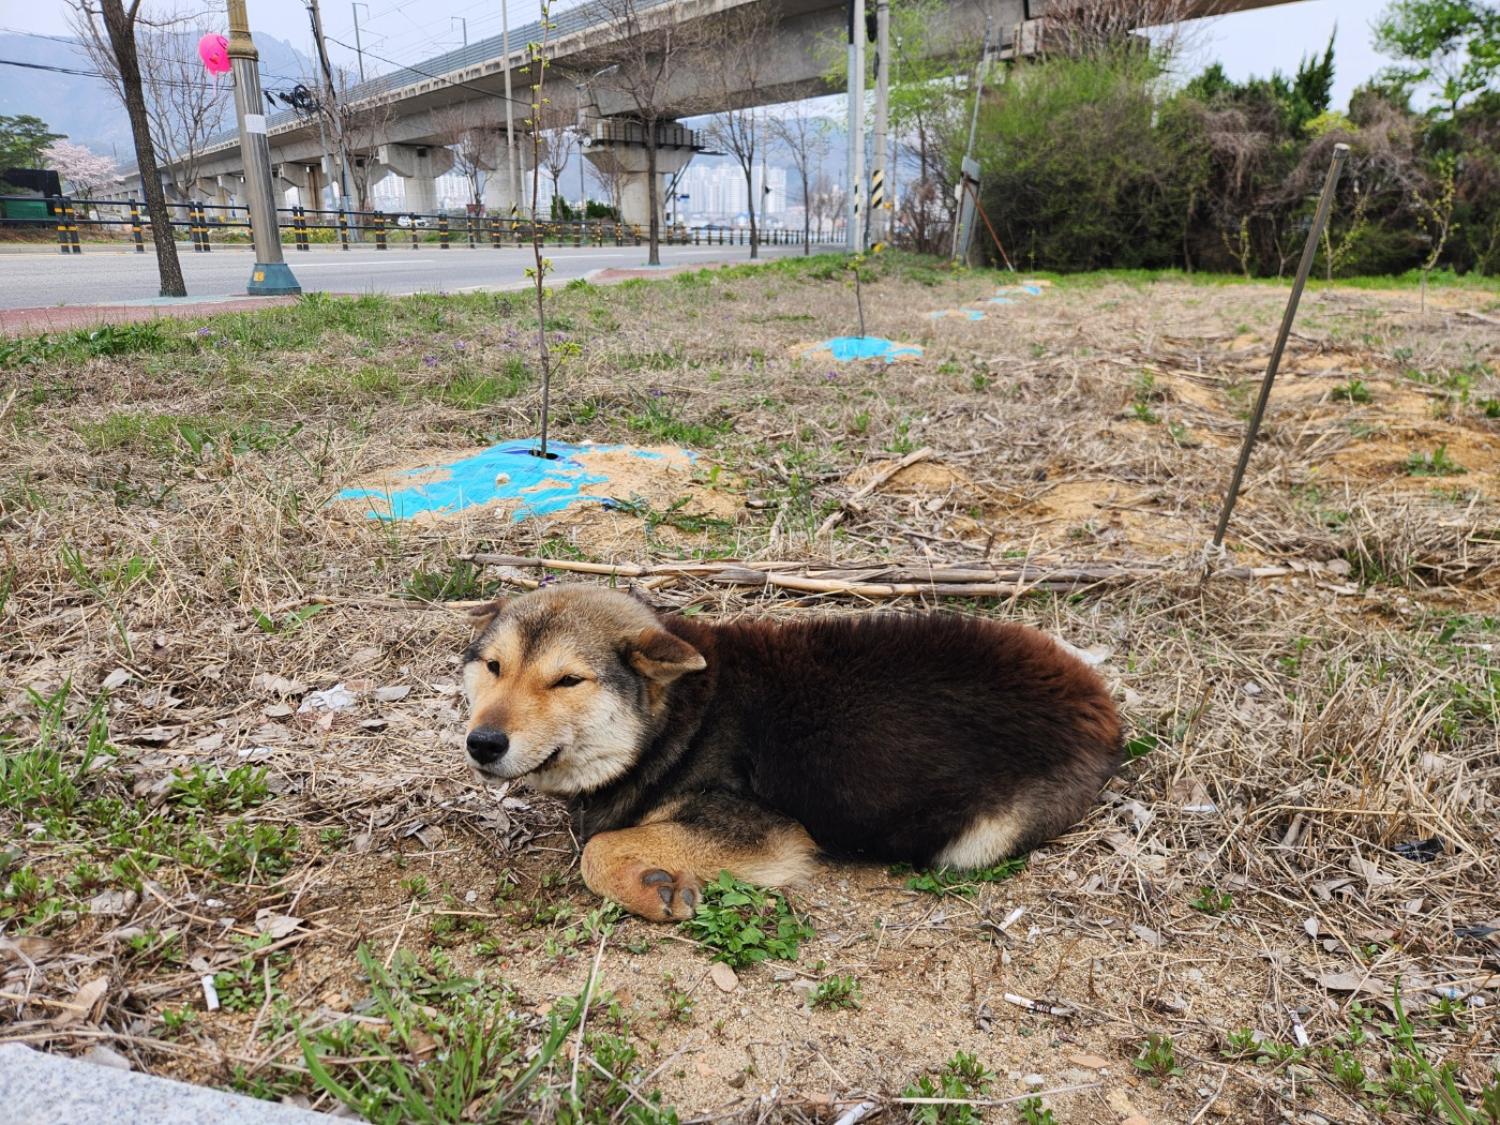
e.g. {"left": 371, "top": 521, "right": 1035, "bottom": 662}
{"left": 632, "top": 866, "right": 701, "bottom": 921}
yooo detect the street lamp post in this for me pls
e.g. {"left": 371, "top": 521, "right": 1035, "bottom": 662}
{"left": 226, "top": 0, "right": 299, "bottom": 295}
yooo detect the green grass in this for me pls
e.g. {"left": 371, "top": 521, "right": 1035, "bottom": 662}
{"left": 810, "top": 974, "right": 862, "bottom": 1010}
{"left": 680, "top": 871, "right": 815, "bottom": 969}
{"left": 1405, "top": 444, "right": 1467, "bottom": 477}
{"left": 902, "top": 1051, "right": 995, "bottom": 1125}
{"left": 0, "top": 683, "right": 300, "bottom": 931}
{"left": 894, "top": 856, "right": 1027, "bottom": 898}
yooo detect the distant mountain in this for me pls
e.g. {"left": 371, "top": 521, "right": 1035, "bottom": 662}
{"left": 0, "top": 31, "right": 315, "bottom": 160}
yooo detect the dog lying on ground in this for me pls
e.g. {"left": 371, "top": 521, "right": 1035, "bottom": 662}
{"left": 462, "top": 586, "right": 1122, "bottom": 921}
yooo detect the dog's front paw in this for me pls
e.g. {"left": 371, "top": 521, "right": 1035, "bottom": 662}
{"left": 636, "top": 866, "right": 701, "bottom": 921}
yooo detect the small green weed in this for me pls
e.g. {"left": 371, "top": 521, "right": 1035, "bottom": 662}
{"left": 902, "top": 1051, "right": 994, "bottom": 1125}
{"left": 1190, "top": 886, "right": 1233, "bottom": 915}
{"left": 1133, "top": 1033, "right": 1184, "bottom": 1084}
{"left": 681, "top": 872, "right": 815, "bottom": 969}
{"left": 166, "top": 764, "right": 269, "bottom": 813}
{"left": 1333, "top": 379, "right": 1373, "bottom": 403}
{"left": 1405, "top": 444, "right": 1466, "bottom": 477}
{"left": 404, "top": 559, "right": 501, "bottom": 602}
{"left": 1016, "top": 1096, "right": 1058, "bottom": 1125}
{"left": 896, "top": 856, "right": 1026, "bottom": 898}
{"left": 810, "top": 974, "right": 862, "bottom": 1010}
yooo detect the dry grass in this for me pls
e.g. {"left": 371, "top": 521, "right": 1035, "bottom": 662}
{"left": 2, "top": 256, "right": 1500, "bottom": 1123}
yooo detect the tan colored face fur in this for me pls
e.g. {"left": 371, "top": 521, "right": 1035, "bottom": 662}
{"left": 461, "top": 586, "right": 705, "bottom": 796}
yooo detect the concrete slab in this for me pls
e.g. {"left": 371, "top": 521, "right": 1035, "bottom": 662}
{"left": 0, "top": 1044, "right": 333, "bottom": 1124}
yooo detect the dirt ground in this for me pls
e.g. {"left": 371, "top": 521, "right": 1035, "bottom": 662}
{"left": 2, "top": 257, "right": 1499, "bottom": 1123}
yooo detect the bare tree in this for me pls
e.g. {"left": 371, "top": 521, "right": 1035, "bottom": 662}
{"left": 699, "top": 6, "right": 776, "bottom": 258}
{"left": 321, "top": 66, "right": 395, "bottom": 213}
{"left": 577, "top": 0, "right": 709, "bottom": 265}
{"left": 1034, "top": 0, "right": 1199, "bottom": 59}
{"left": 432, "top": 103, "right": 497, "bottom": 212}
{"left": 810, "top": 171, "right": 846, "bottom": 242}
{"left": 537, "top": 120, "right": 578, "bottom": 215}
{"left": 586, "top": 146, "right": 626, "bottom": 217}
{"left": 72, "top": 5, "right": 230, "bottom": 205}
{"left": 769, "top": 103, "right": 830, "bottom": 256}
{"left": 68, "top": 0, "right": 185, "bottom": 295}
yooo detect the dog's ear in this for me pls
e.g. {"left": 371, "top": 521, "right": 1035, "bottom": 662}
{"left": 626, "top": 628, "right": 706, "bottom": 683}
{"left": 466, "top": 600, "right": 505, "bottom": 636}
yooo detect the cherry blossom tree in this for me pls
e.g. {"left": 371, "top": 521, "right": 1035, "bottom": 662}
{"left": 43, "top": 140, "right": 122, "bottom": 199}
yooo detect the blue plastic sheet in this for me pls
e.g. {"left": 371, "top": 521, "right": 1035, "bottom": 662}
{"left": 335, "top": 439, "right": 676, "bottom": 522}
{"left": 816, "top": 336, "right": 925, "bottom": 363}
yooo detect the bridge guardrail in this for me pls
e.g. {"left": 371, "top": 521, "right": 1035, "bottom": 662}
{"left": 0, "top": 195, "right": 835, "bottom": 255}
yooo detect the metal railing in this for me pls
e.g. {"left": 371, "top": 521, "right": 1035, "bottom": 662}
{"left": 0, "top": 195, "right": 834, "bottom": 255}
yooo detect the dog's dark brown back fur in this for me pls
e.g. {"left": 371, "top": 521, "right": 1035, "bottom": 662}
{"left": 572, "top": 609, "right": 1122, "bottom": 867}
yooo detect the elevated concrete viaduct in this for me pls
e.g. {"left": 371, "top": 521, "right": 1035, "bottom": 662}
{"left": 132, "top": 0, "right": 1298, "bottom": 227}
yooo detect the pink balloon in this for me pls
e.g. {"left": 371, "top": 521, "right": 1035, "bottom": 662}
{"left": 198, "top": 33, "right": 231, "bottom": 76}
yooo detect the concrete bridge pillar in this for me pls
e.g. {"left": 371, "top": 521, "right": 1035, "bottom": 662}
{"left": 378, "top": 143, "right": 455, "bottom": 214}
{"left": 582, "top": 120, "right": 697, "bottom": 229}
{"left": 215, "top": 174, "right": 246, "bottom": 209}
{"left": 274, "top": 162, "right": 315, "bottom": 208}
{"left": 480, "top": 138, "right": 534, "bottom": 216}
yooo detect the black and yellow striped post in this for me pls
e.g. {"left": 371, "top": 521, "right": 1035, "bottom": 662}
{"left": 61, "top": 198, "right": 82, "bottom": 254}
{"left": 52, "top": 196, "right": 69, "bottom": 253}
{"left": 466, "top": 213, "right": 476, "bottom": 249}
{"left": 439, "top": 214, "right": 450, "bottom": 248}
{"left": 409, "top": 214, "right": 419, "bottom": 250}
{"left": 337, "top": 208, "right": 350, "bottom": 250}
{"left": 186, "top": 204, "right": 200, "bottom": 252}
{"left": 129, "top": 198, "right": 144, "bottom": 252}
{"left": 200, "top": 204, "right": 213, "bottom": 252}
{"left": 374, "top": 210, "right": 387, "bottom": 250}
{"left": 868, "top": 169, "right": 888, "bottom": 252}
{"left": 489, "top": 215, "right": 500, "bottom": 248}
{"left": 511, "top": 204, "right": 522, "bottom": 248}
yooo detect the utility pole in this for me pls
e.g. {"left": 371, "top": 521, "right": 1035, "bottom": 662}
{"left": 350, "top": 1, "right": 367, "bottom": 82}
{"left": 304, "top": 0, "right": 351, "bottom": 208}
{"left": 871, "top": 0, "right": 889, "bottom": 248}
{"left": 846, "top": 0, "right": 865, "bottom": 253}
{"left": 951, "top": 14, "right": 991, "bottom": 264}
{"left": 502, "top": 0, "right": 519, "bottom": 217}
{"left": 451, "top": 16, "right": 467, "bottom": 46}
{"left": 226, "top": 0, "right": 299, "bottom": 295}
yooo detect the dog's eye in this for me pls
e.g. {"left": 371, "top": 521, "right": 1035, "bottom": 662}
{"left": 486, "top": 660, "right": 501, "bottom": 677}
{"left": 553, "top": 674, "right": 585, "bottom": 688}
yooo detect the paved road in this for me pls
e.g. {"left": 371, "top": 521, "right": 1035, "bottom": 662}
{"left": 0, "top": 241, "right": 820, "bottom": 310}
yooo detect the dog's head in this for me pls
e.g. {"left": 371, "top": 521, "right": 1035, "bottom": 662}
{"left": 460, "top": 586, "right": 705, "bottom": 796}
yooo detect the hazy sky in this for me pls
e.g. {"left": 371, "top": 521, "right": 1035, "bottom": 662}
{"left": 10, "top": 0, "right": 1392, "bottom": 110}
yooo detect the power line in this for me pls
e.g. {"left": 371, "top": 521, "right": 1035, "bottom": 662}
{"left": 0, "top": 24, "right": 314, "bottom": 86}
{"left": 321, "top": 33, "right": 533, "bottom": 109}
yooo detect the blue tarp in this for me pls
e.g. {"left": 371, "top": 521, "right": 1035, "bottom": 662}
{"left": 336, "top": 439, "right": 676, "bottom": 522}
{"left": 816, "top": 336, "right": 925, "bottom": 362}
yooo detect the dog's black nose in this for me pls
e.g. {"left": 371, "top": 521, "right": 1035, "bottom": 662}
{"left": 466, "top": 728, "right": 510, "bottom": 765}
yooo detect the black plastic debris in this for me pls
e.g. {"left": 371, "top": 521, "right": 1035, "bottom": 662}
{"left": 1454, "top": 924, "right": 1500, "bottom": 941}
{"left": 1392, "top": 836, "right": 1444, "bottom": 863}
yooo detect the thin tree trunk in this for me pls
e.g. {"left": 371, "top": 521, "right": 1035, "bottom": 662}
{"left": 743, "top": 160, "right": 757, "bottom": 260}
{"left": 102, "top": 0, "right": 184, "bottom": 297}
{"left": 645, "top": 124, "right": 660, "bottom": 266}
{"left": 801, "top": 168, "right": 810, "bottom": 255}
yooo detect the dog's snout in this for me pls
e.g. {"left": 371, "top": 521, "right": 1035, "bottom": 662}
{"left": 466, "top": 727, "right": 510, "bottom": 765}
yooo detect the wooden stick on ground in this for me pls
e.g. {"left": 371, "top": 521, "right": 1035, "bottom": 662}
{"left": 464, "top": 554, "right": 1291, "bottom": 600}
{"left": 817, "top": 446, "right": 933, "bottom": 537}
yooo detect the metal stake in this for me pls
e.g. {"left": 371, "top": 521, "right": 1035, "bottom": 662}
{"left": 1208, "top": 143, "right": 1349, "bottom": 556}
